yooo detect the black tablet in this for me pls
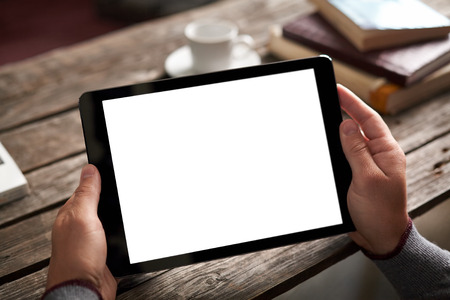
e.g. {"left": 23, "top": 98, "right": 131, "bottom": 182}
{"left": 79, "top": 56, "right": 353, "bottom": 277}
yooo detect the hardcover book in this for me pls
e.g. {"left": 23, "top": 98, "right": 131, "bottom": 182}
{"left": 283, "top": 13, "right": 450, "bottom": 87}
{"left": 311, "top": 0, "right": 450, "bottom": 51}
{"left": 268, "top": 25, "right": 450, "bottom": 115}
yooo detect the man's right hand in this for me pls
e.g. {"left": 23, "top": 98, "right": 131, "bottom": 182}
{"left": 338, "top": 84, "right": 409, "bottom": 255}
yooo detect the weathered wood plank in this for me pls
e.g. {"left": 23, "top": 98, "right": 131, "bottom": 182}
{"left": 0, "top": 0, "right": 313, "bottom": 131}
{"left": 0, "top": 266, "right": 168, "bottom": 300}
{"left": 0, "top": 77, "right": 447, "bottom": 231}
{"left": 0, "top": 73, "right": 448, "bottom": 180}
{"left": 406, "top": 131, "right": 450, "bottom": 217}
{"left": 0, "top": 131, "right": 448, "bottom": 297}
{"left": 0, "top": 0, "right": 447, "bottom": 172}
{"left": 0, "top": 65, "right": 448, "bottom": 299}
{"left": 385, "top": 91, "right": 450, "bottom": 154}
{"left": 0, "top": 267, "right": 47, "bottom": 300}
{"left": 0, "top": 110, "right": 84, "bottom": 173}
{"left": 117, "top": 236, "right": 357, "bottom": 300}
{"left": 0, "top": 208, "right": 56, "bottom": 280}
{"left": 0, "top": 0, "right": 448, "bottom": 298}
{"left": 115, "top": 133, "right": 450, "bottom": 299}
{"left": 0, "top": 153, "right": 86, "bottom": 228}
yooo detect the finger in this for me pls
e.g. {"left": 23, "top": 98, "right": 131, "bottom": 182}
{"left": 71, "top": 164, "right": 102, "bottom": 215}
{"left": 340, "top": 118, "right": 378, "bottom": 176}
{"left": 337, "top": 84, "right": 391, "bottom": 142}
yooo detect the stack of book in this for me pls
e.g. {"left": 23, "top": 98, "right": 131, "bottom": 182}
{"left": 268, "top": 0, "right": 450, "bottom": 114}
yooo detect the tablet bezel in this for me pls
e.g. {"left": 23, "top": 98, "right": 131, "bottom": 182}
{"left": 79, "top": 56, "right": 353, "bottom": 277}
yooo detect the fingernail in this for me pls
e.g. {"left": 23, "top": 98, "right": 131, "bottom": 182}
{"left": 81, "top": 164, "right": 95, "bottom": 179}
{"left": 342, "top": 120, "right": 358, "bottom": 136}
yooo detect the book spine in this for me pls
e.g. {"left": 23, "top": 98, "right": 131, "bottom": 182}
{"left": 386, "top": 63, "right": 450, "bottom": 114}
{"left": 369, "top": 84, "right": 400, "bottom": 114}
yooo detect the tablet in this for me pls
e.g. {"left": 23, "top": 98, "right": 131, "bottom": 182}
{"left": 79, "top": 56, "right": 353, "bottom": 277}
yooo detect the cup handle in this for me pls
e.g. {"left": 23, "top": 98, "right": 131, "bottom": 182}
{"left": 232, "top": 34, "right": 255, "bottom": 58}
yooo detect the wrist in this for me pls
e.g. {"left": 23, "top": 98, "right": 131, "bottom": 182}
{"left": 42, "top": 279, "right": 102, "bottom": 300}
{"left": 362, "top": 217, "right": 413, "bottom": 260}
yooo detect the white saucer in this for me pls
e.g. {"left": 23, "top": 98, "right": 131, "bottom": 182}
{"left": 164, "top": 44, "right": 261, "bottom": 77}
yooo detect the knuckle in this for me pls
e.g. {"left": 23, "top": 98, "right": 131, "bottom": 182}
{"left": 73, "top": 184, "right": 94, "bottom": 199}
{"left": 349, "top": 141, "right": 368, "bottom": 156}
{"left": 53, "top": 208, "right": 74, "bottom": 232}
{"left": 54, "top": 206, "right": 87, "bottom": 233}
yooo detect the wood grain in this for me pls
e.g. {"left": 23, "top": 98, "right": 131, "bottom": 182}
{"left": 0, "top": 0, "right": 314, "bottom": 132}
{"left": 385, "top": 91, "right": 450, "bottom": 154}
{"left": 0, "top": 0, "right": 449, "bottom": 298}
{"left": 117, "top": 236, "right": 357, "bottom": 300}
{"left": 0, "top": 72, "right": 447, "bottom": 246}
{"left": 0, "top": 110, "right": 84, "bottom": 173}
{"left": 0, "top": 266, "right": 168, "bottom": 300}
{"left": 0, "top": 208, "right": 56, "bottom": 281}
{"left": 406, "top": 132, "right": 450, "bottom": 217}
{"left": 0, "top": 131, "right": 448, "bottom": 297}
{"left": 0, "top": 89, "right": 448, "bottom": 179}
{"left": 0, "top": 267, "right": 47, "bottom": 300}
{"left": 0, "top": 153, "right": 86, "bottom": 228}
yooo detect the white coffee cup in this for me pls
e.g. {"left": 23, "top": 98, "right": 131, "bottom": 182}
{"left": 185, "top": 19, "right": 254, "bottom": 73}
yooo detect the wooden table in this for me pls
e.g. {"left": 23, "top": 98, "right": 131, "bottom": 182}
{"left": 1, "top": 0, "right": 449, "bottom": 298}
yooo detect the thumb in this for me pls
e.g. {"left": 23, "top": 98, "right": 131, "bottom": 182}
{"left": 339, "top": 119, "right": 377, "bottom": 176}
{"left": 72, "top": 164, "right": 101, "bottom": 214}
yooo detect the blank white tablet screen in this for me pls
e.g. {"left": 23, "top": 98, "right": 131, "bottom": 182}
{"left": 103, "top": 69, "right": 343, "bottom": 264}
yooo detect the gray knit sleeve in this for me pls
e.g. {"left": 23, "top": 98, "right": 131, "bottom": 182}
{"left": 371, "top": 222, "right": 450, "bottom": 299}
{"left": 42, "top": 280, "right": 102, "bottom": 300}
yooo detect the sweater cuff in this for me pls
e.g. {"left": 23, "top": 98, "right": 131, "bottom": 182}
{"left": 362, "top": 217, "right": 413, "bottom": 260}
{"left": 369, "top": 220, "right": 450, "bottom": 298}
{"left": 42, "top": 279, "right": 102, "bottom": 300}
